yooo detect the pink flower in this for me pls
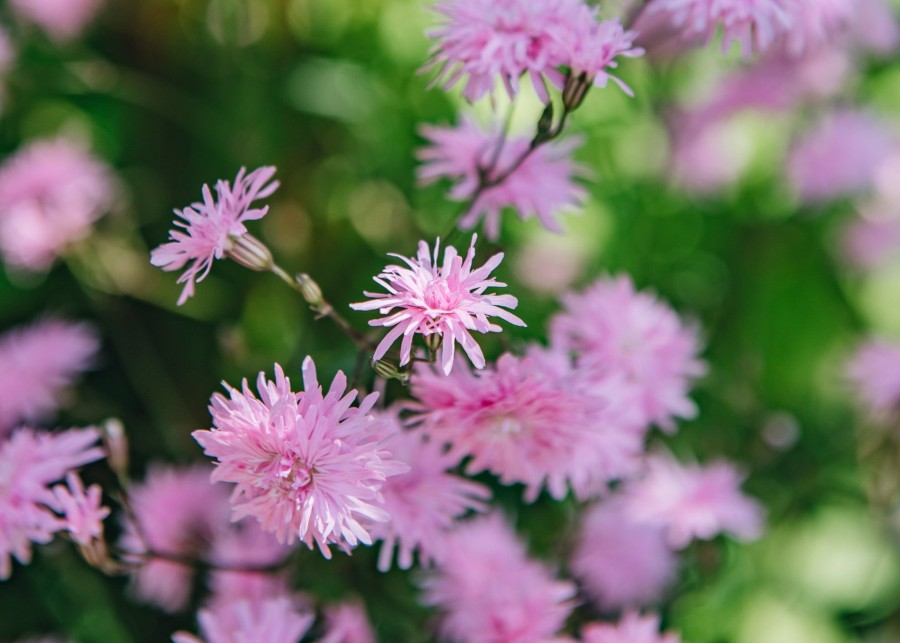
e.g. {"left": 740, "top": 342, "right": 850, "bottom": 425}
{"left": 581, "top": 612, "right": 680, "bottom": 643}
{"left": 781, "top": 0, "right": 854, "bottom": 57}
{"left": 550, "top": 275, "right": 705, "bottom": 431}
{"left": 119, "top": 464, "right": 230, "bottom": 612}
{"left": 421, "top": 514, "right": 576, "bottom": 643}
{"left": 194, "top": 358, "right": 408, "bottom": 557}
{"left": 623, "top": 455, "right": 764, "bottom": 549}
{"left": 172, "top": 595, "right": 314, "bottom": 643}
{"left": 648, "top": 0, "right": 792, "bottom": 57}
{"left": 0, "top": 138, "right": 113, "bottom": 272}
{"left": 10, "top": 0, "right": 104, "bottom": 41}
{"left": 417, "top": 118, "right": 587, "bottom": 239}
{"left": 0, "top": 319, "right": 99, "bottom": 436}
{"left": 788, "top": 110, "right": 896, "bottom": 203}
{"left": 409, "top": 346, "right": 645, "bottom": 502}
{"left": 846, "top": 339, "right": 900, "bottom": 415}
{"left": 841, "top": 209, "right": 900, "bottom": 271}
{"left": 320, "top": 601, "right": 376, "bottom": 643}
{"left": 571, "top": 499, "right": 677, "bottom": 611}
{"left": 150, "top": 166, "right": 278, "bottom": 305}
{"left": 351, "top": 235, "right": 525, "bottom": 375}
{"left": 52, "top": 472, "right": 108, "bottom": 545}
{"left": 0, "top": 426, "right": 104, "bottom": 579}
{"left": 369, "top": 419, "right": 490, "bottom": 571}
{"left": 554, "top": 16, "right": 644, "bottom": 96}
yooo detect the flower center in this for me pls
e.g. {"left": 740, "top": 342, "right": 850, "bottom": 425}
{"left": 423, "top": 278, "right": 461, "bottom": 312}
{"left": 278, "top": 456, "right": 314, "bottom": 491}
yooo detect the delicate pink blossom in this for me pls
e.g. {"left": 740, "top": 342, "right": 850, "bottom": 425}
{"left": 846, "top": 339, "right": 900, "bottom": 415}
{"left": 0, "top": 319, "right": 99, "bottom": 436}
{"left": 572, "top": 499, "right": 677, "bottom": 610}
{"left": 554, "top": 16, "right": 644, "bottom": 96}
{"left": 780, "top": 0, "right": 854, "bottom": 57}
{"left": 194, "top": 358, "right": 407, "bottom": 557}
{"left": 351, "top": 235, "right": 525, "bottom": 374}
{"left": 788, "top": 110, "right": 896, "bottom": 203}
{"left": 409, "top": 346, "right": 645, "bottom": 502}
{"left": 172, "top": 595, "right": 314, "bottom": 643}
{"left": 320, "top": 601, "right": 376, "bottom": 643}
{"left": 841, "top": 209, "right": 900, "bottom": 271}
{"left": 421, "top": 514, "right": 576, "bottom": 643}
{"left": 119, "top": 464, "right": 230, "bottom": 612}
{"left": 0, "top": 138, "right": 113, "bottom": 272}
{"left": 417, "top": 119, "right": 587, "bottom": 239}
{"left": 623, "top": 455, "right": 764, "bottom": 548}
{"left": 151, "top": 166, "right": 278, "bottom": 305}
{"left": 0, "top": 426, "right": 104, "bottom": 579}
{"left": 648, "top": 0, "right": 792, "bottom": 57}
{"left": 52, "top": 472, "right": 108, "bottom": 545}
{"left": 369, "top": 420, "right": 490, "bottom": 571}
{"left": 581, "top": 612, "right": 680, "bottom": 643}
{"left": 550, "top": 275, "right": 705, "bottom": 431}
{"left": 10, "top": 0, "right": 104, "bottom": 41}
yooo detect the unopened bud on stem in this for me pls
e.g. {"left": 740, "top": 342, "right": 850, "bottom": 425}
{"left": 562, "top": 72, "right": 591, "bottom": 113}
{"left": 295, "top": 273, "right": 324, "bottom": 308}
{"left": 372, "top": 359, "right": 410, "bottom": 385}
{"left": 101, "top": 418, "right": 128, "bottom": 479}
{"left": 225, "top": 233, "right": 274, "bottom": 272}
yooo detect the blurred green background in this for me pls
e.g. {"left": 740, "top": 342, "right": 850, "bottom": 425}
{"left": 2, "top": 0, "right": 900, "bottom": 641}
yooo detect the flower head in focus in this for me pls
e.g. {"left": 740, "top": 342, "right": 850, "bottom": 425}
{"left": 0, "top": 426, "right": 104, "bottom": 579}
{"left": 0, "top": 319, "right": 99, "bottom": 437}
{"left": 421, "top": 514, "right": 576, "bottom": 643}
{"left": 351, "top": 235, "right": 525, "bottom": 375}
{"left": 0, "top": 138, "right": 113, "bottom": 272}
{"left": 194, "top": 358, "right": 407, "bottom": 557}
{"left": 623, "top": 455, "right": 764, "bottom": 548}
{"left": 550, "top": 275, "right": 706, "bottom": 431}
{"left": 581, "top": 612, "right": 680, "bottom": 643}
{"left": 151, "top": 166, "right": 278, "bottom": 305}
{"left": 418, "top": 119, "right": 587, "bottom": 239}
{"left": 10, "top": 0, "right": 104, "bottom": 41}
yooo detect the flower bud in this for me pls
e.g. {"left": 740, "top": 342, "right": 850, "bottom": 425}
{"left": 372, "top": 359, "right": 410, "bottom": 385}
{"left": 562, "top": 72, "right": 591, "bottom": 113}
{"left": 295, "top": 273, "right": 324, "bottom": 308}
{"left": 424, "top": 333, "right": 443, "bottom": 355}
{"left": 225, "top": 232, "right": 274, "bottom": 272}
{"left": 101, "top": 418, "right": 128, "bottom": 479}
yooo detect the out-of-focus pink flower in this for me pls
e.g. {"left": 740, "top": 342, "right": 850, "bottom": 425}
{"left": 10, "top": 0, "right": 104, "bottom": 41}
{"left": 572, "top": 499, "right": 678, "bottom": 611}
{"left": 581, "top": 612, "right": 680, "bottom": 643}
{"left": 846, "top": 339, "right": 900, "bottom": 415}
{"left": 151, "top": 166, "right": 278, "bottom": 305}
{"left": 667, "top": 112, "right": 749, "bottom": 194}
{"left": 851, "top": 0, "right": 900, "bottom": 55}
{"left": 172, "top": 595, "right": 314, "bottom": 643}
{"left": 623, "top": 455, "right": 764, "bottom": 548}
{"left": 417, "top": 119, "right": 587, "bottom": 239}
{"left": 0, "top": 319, "right": 99, "bottom": 436}
{"left": 0, "top": 138, "right": 113, "bottom": 272}
{"left": 550, "top": 275, "right": 705, "bottom": 431}
{"left": 0, "top": 426, "right": 104, "bottom": 579}
{"left": 788, "top": 110, "right": 896, "bottom": 203}
{"left": 841, "top": 207, "right": 900, "bottom": 271}
{"left": 52, "top": 472, "right": 108, "bottom": 545}
{"left": 409, "top": 346, "right": 645, "bottom": 502}
{"left": 647, "top": 0, "right": 792, "bottom": 57}
{"left": 421, "top": 514, "right": 576, "bottom": 643}
{"left": 0, "top": 27, "right": 15, "bottom": 76}
{"left": 119, "top": 464, "right": 230, "bottom": 612}
{"left": 320, "top": 601, "right": 376, "bottom": 643}
{"left": 369, "top": 420, "right": 490, "bottom": 571}
{"left": 425, "top": 0, "right": 640, "bottom": 103}
{"left": 351, "top": 235, "right": 525, "bottom": 375}
{"left": 195, "top": 358, "right": 407, "bottom": 558}
{"left": 779, "top": 0, "right": 853, "bottom": 56}
{"left": 513, "top": 234, "right": 586, "bottom": 295}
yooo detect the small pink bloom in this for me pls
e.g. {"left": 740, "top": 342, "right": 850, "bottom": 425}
{"left": 421, "top": 514, "right": 576, "bottom": 643}
{"left": 119, "top": 464, "right": 230, "bottom": 612}
{"left": 52, "top": 472, "right": 108, "bottom": 545}
{"left": 780, "top": 0, "right": 854, "bottom": 57}
{"left": 409, "top": 346, "right": 645, "bottom": 502}
{"left": 572, "top": 499, "right": 678, "bottom": 610}
{"left": 369, "top": 419, "right": 490, "bottom": 571}
{"left": 846, "top": 339, "right": 900, "bottom": 415}
{"left": 0, "top": 319, "right": 99, "bottom": 436}
{"left": 623, "top": 455, "right": 764, "bottom": 548}
{"left": 581, "top": 612, "right": 680, "bottom": 643}
{"left": 788, "top": 109, "right": 896, "bottom": 203}
{"left": 648, "top": 0, "right": 792, "bottom": 57}
{"left": 841, "top": 209, "right": 900, "bottom": 271}
{"left": 10, "top": 0, "right": 104, "bottom": 41}
{"left": 320, "top": 601, "right": 376, "bottom": 643}
{"left": 417, "top": 118, "right": 587, "bottom": 239}
{"left": 554, "top": 16, "right": 644, "bottom": 96}
{"left": 0, "top": 426, "right": 104, "bottom": 579}
{"left": 0, "top": 138, "right": 113, "bottom": 272}
{"left": 172, "top": 595, "right": 314, "bottom": 643}
{"left": 151, "top": 166, "right": 278, "bottom": 305}
{"left": 351, "top": 235, "right": 525, "bottom": 375}
{"left": 194, "top": 358, "right": 408, "bottom": 557}
{"left": 550, "top": 275, "right": 705, "bottom": 431}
